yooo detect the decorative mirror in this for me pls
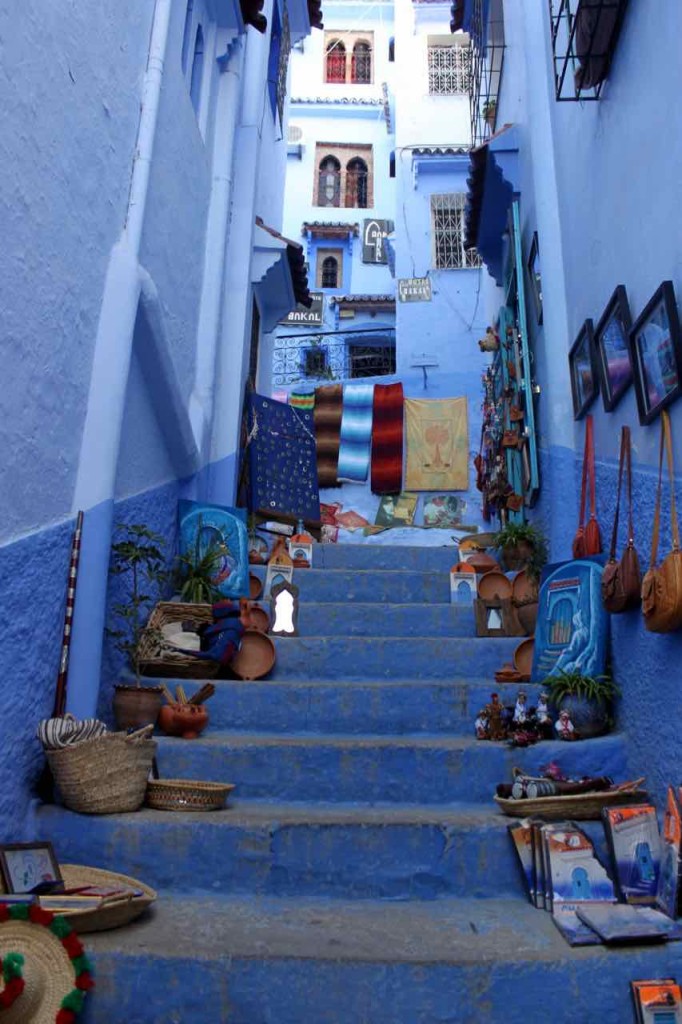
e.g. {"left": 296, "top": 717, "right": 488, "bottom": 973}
{"left": 270, "top": 580, "right": 300, "bottom": 637}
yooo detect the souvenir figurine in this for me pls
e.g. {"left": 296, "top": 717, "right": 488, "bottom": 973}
{"left": 475, "top": 708, "right": 489, "bottom": 740}
{"left": 486, "top": 693, "right": 506, "bottom": 741}
{"left": 535, "top": 692, "right": 554, "bottom": 738}
{"left": 478, "top": 327, "right": 500, "bottom": 353}
{"left": 555, "top": 709, "right": 577, "bottom": 741}
{"left": 512, "top": 689, "right": 528, "bottom": 725}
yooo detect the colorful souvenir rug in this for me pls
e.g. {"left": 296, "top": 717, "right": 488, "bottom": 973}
{"left": 248, "top": 392, "right": 321, "bottom": 520}
{"left": 371, "top": 382, "right": 404, "bottom": 494}
{"left": 289, "top": 391, "right": 315, "bottom": 411}
{"left": 405, "top": 397, "right": 469, "bottom": 491}
{"left": 337, "top": 383, "right": 375, "bottom": 482}
{"left": 313, "top": 384, "right": 343, "bottom": 487}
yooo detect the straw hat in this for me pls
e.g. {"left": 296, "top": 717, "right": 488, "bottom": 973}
{"left": 0, "top": 915, "right": 87, "bottom": 1023}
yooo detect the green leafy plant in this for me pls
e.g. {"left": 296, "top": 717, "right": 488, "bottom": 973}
{"left": 175, "top": 539, "right": 227, "bottom": 604}
{"left": 543, "top": 669, "right": 621, "bottom": 705}
{"left": 108, "top": 524, "right": 169, "bottom": 685}
{"left": 494, "top": 521, "right": 548, "bottom": 582}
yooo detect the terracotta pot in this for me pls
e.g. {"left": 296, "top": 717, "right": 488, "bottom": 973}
{"left": 464, "top": 551, "right": 499, "bottom": 574}
{"left": 158, "top": 702, "right": 209, "bottom": 740}
{"left": 249, "top": 573, "right": 264, "bottom": 600}
{"left": 249, "top": 551, "right": 266, "bottom": 565}
{"left": 113, "top": 685, "right": 164, "bottom": 731}
{"left": 516, "top": 601, "right": 538, "bottom": 636}
{"left": 502, "top": 541, "right": 534, "bottom": 572}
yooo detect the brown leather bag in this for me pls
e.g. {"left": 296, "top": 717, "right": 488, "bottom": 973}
{"left": 572, "top": 414, "right": 602, "bottom": 558}
{"left": 601, "top": 426, "right": 641, "bottom": 612}
{"left": 642, "top": 410, "right": 682, "bottom": 633}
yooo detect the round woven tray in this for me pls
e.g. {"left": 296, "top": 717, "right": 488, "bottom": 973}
{"left": 44, "top": 864, "right": 155, "bottom": 933}
{"left": 494, "top": 789, "right": 648, "bottom": 820}
{"left": 146, "top": 779, "right": 235, "bottom": 812}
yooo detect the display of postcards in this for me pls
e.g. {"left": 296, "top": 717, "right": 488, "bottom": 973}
{"left": 551, "top": 902, "right": 607, "bottom": 947}
{"left": 543, "top": 823, "right": 616, "bottom": 906}
{"left": 603, "top": 804, "right": 662, "bottom": 904}
{"left": 374, "top": 492, "right": 418, "bottom": 527}
{"left": 531, "top": 823, "right": 546, "bottom": 909}
{"left": 0, "top": 894, "right": 36, "bottom": 905}
{"left": 539, "top": 824, "right": 556, "bottom": 911}
{"left": 39, "top": 895, "right": 105, "bottom": 912}
{"left": 577, "top": 904, "right": 682, "bottom": 945}
{"left": 508, "top": 820, "right": 535, "bottom": 904}
{"left": 422, "top": 494, "right": 466, "bottom": 528}
{"left": 657, "top": 787, "right": 682, "bottom": 919}
{"left": 632, "top": 980, "right": 682, "bottom": 1024}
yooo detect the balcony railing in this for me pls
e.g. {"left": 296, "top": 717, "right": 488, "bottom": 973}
{"left": 468, "top": 0, "right": 505, "bottom": 147}
{"left": 550, "top": 0, "right": 629, "bottom": 101}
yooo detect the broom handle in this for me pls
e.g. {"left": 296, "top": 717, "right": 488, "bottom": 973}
{"left": 53, "top": 511, "right": 84, "bottom": 718}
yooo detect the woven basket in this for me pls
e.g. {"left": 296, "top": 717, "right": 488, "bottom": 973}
{"left": 146, "top": 779, "right": 235, "bottom": 812}
{"left": 138, "top": 602, "right": 218, "bottom": 679}
{"left": 47, "top": 728, "right": 157, "bottom": 814}
{"left": 53, "top": 864, "right": 156, "bottom": 933}
{"left": 494, "top": 789, "right": 648, "bottom": 820}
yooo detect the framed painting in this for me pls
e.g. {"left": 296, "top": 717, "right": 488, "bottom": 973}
{"left": 629, "top": 280, "right": 682, "bottom": 425}
{"left": 0, "top": 843, "right": 63, "bottom": 894}
{"left": 568, "top": 319, "right": 598, "bottom": 420}
{"left": 527, "top": 231, "right": 543, "bottom": 326}
{"left": 594, "top": 285, "right": 633, "bottom": 412}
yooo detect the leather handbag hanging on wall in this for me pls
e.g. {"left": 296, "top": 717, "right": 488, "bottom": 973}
{"left": 641, "top": 410, "right": 682, "bottom": 633}
{"left": 601, "top": 426, "right": 641, "bottom": 613}
{"left": 572, "top": 414, "right": 602, "bottom": 558}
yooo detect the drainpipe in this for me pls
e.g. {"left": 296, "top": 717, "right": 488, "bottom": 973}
{"left": 189, "top": 34, "right": 246, "bottom": 469}
{"left": 67, "top": 0, "right": 173, "bottom": 718}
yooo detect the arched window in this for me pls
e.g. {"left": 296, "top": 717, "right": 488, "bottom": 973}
{"left": 181, "top": 0, "right": 195, "bottom": 73}
{"left": 351, "top": 41, "right": 372, "bottom": 83}
{"left": 321, "top": 256, "right": 339, "bottom": 288}
{"left": 326, "top": 40, "right": 346, "bottom": 83}
{"left": 190, "top": 25, "right": 204, "bottom": 114}
{"left": 318, "top": 156, "right": 341, "bottom": 207}
{"left": 346, "top": 157, "right": 368, "bottom": 208}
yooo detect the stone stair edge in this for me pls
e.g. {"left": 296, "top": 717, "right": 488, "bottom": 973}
{"left": 154, "top": 731, "right": 626, "bottom": 749}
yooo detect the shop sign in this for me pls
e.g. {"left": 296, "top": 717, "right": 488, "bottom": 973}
{"left": 362, "top": 219, "right": 393, "bottom": 264}
{"left": 398, "top": 277, "right": 432, "bottom": 303}
{"left": 281, "top": 292, "right": 324, "bottom": 324}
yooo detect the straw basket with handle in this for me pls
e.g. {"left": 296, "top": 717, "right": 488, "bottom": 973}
{"left": 47, "top": 726, "right": 156, "bottom": 814}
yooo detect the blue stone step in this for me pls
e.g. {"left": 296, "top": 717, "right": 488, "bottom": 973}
{"left": 156, "top": 679, "right": 543, "bottom": 735}
{"left": 251, "top": 566, "right": 451, "bottom": 603}
{"left": 80, "top": 894, "right": 682, "bottom": 1024}
{"left": 296, "top": 602, "right": 475, "bottom": 637}
{"left": 35, "top": 800, "right": 534, "bottom": 900}
{"left": 152, "top": 732, "right": 628, "bottom": 804}
{"left": 312, "top": 544, "right": 460, "bottom": 571}
{"left": 269, "top": 636, "right": 519, "bottom": 681}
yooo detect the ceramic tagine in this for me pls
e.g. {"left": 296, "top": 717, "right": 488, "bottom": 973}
{"left": 158, "top": 702, "right": 209, "bottom": 740}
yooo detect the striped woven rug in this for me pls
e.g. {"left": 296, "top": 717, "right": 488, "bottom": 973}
{"left": 290, "top": 391, "right": 315, "bottom": 411}
{"left": 371, "top": 382, "right": 404, "bottom": 494}
{"left": 313, "top": 384, "right": 343, "bottom": 487}
{"left": 337, "top": 383, "right": 375, "bottom": 483}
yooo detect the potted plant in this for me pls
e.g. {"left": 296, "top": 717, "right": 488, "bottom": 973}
{"left": 175, "top": 528, "right": 228, "bottom": 603}
{"left": 543, "top": 669, "right": 620, "bottom": 739}
{"left": 495, "top": 521, "right": 548, "bottom": 578}
{"left": 109, "top": 523, "right": 169, "bottom": 730}
{"left": 482, "top": 98, "right": 497, "bottom": 128}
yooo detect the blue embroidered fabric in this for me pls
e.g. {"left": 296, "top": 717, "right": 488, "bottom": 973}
{"left": 248, "top": 393, "right": 320, "bottom": 521}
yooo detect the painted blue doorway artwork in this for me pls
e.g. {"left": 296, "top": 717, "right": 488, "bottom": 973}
{"left": 531, "top": 558, "right": 608, "bottom": 682}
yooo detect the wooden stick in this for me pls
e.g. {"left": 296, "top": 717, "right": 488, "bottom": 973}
{"left": 160, "top": 684, "right": 175, "bottom": 705}
{"left": 176, "top": 684, "right": 188, "bottom": 705}
{"left": 188, "top": 683, "right": 216, "bottom": 706}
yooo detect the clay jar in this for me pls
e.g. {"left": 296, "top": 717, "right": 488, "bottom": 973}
{"left": 158, "top": 703, "right": 209, "bottom": 740}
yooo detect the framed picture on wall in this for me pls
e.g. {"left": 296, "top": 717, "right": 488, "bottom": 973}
{"left": 527, "top": 231, "right": 543, "bottom": 325}
{"left": 568, "top": 319, "right": 598, "bottom": 420}
{"left": 629, "top": 280, "right": 682, "bottom": 425}
{"left": 594, "top": 285, "right": 633, "bottom": 412}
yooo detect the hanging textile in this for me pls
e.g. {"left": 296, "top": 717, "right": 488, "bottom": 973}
{"left": 313, "top": 384, "right": 343, "bottom": 487}
{"left": 248, "top": 393, "right": 320, "bottom": 520}
{"left": 290, "top": 391, "right": 315, "bottom": 411}
{"left": 371, "top": 382, "right": 404, "bottom": 494}
{"left": 405, "top": 397, "right": 469, "bottom": 491}
{"left": 337, "top": 383, "right": 375, "bottom": 482}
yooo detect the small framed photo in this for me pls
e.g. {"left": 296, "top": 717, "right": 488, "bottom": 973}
{"left": 0, "top": 842, "right": 63, "bottom": 894}
{"left": 568, "top": 319, "right": 598, "bottom": 420}
{"left": 629, "top": 280, "right": 682, "bottom": 425}
{"left": 594, "top": 285, "right": 633, "bottom": 412}
{"left": 527, "top": 231, "right": 543, "bottom": 326}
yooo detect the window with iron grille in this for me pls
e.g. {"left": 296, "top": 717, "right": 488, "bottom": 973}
{"left": 427, "top": 42, "right": 471, "bottom": 95}
{"left": 346, "top": 158, "right": 368, "bottom": 209}
{"left": 276, "top": 6, "right": 291, "bottom": 122}
{"left": 317, "top": 156, "right": 341, "bottom": 207}
{"left": 316, "top": 248, "right": 343, "bottom": 288}
{"left": 430, "top": 193, "right": 481, "bottom": 269}
{"left": 348, "top": 341, "right": 396, "bottom": 379}
{"left": 325, "top": 40, "right": 346, "bottom": 82}
{"left": 351, "top": 42, "right": 372, "bottom": 83}
{"left": 304, "top": 346, "right": 328, "bottom": 378}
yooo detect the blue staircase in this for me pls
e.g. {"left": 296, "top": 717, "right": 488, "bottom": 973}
{"left": 32, "top": 545, "right": 676, "bottom": 1023}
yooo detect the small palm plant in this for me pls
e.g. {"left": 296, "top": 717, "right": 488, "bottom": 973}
{"left": 109, "top": 524, "right": 169, "bottom": 685}
{"left": 175, "top": 517, "right": 228, "bottom": 604}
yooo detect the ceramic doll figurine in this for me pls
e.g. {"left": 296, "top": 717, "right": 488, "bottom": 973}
{"left": 535, "top": 692, "right": 553, "bottom": 739}
{"left": 512, "top": 690, "right": 528, "bottom": 725}
{"left": 475, "top": 709, "right": 489, "bottom": 740}
{"left": 555, "top": 709, "right": 577, "bottom": 741}
{"left": 487, "top": 693, "right": 506, "bottom": 741}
